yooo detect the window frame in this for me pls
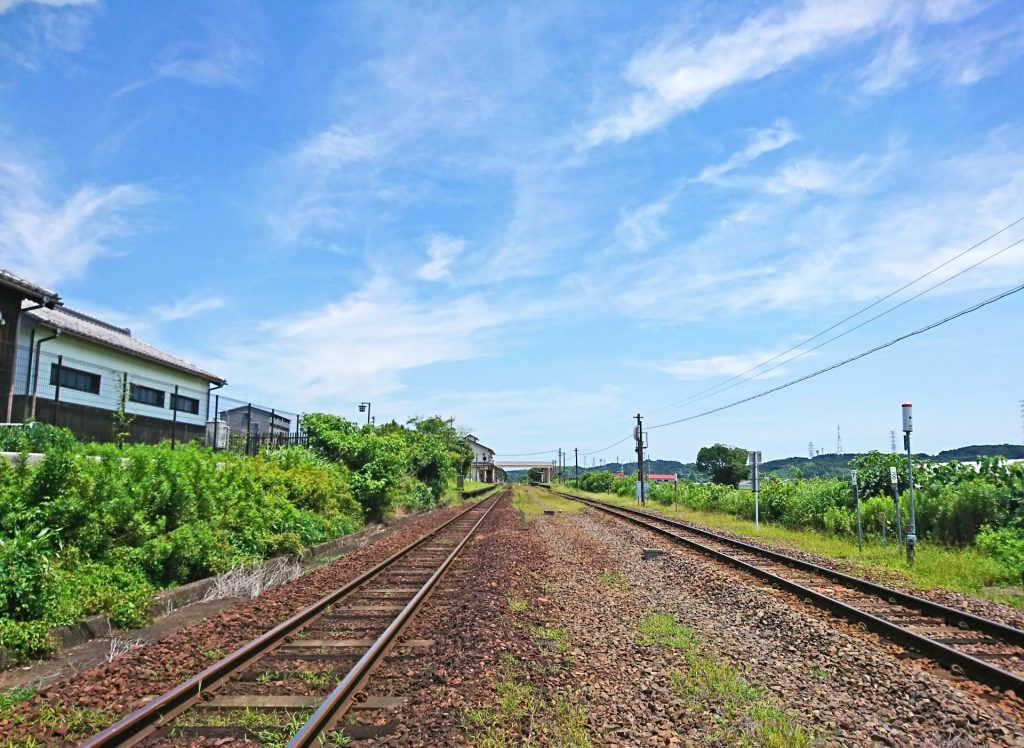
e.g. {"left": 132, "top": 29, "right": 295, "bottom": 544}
{"left": 129, "top": 383, "right": 165, "bottom": 408}
{"left": 49, "top": 364, "right": 101, "bottom": 395}
{"left": 170, "top": 393, "right": 200, "bottom": 415}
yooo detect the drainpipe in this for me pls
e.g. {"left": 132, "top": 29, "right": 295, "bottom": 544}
{"left": 207, "top": 381, "right": 224, "bottom": 451}
{"left": 30, "top": 329, "right": 59, "bottom": 420}
{"left": 19, "top": 327, "right": 36, "bottom": 422}
{"left": 5, "top": 300, "right": 46, "bottom": 423}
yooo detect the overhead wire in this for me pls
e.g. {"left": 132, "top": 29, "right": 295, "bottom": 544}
{"left": 653, "top": 235, "right": 1024, "bottom": 410}
{"left": 647, "top": 214, "right": 1024, "bottom": 415}
{"left": 645, "top": 280, "right": 1024, "bottom": 432}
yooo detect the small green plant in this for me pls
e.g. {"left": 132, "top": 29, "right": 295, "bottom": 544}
{"left": 639, "top": 613, "right": 810, "bottom": 747}
{"left": 202, "top": 647, "right": 226, "bottom": 660}
{"left": 0, "top": 686, "right": 36, "bottom": 720}
{"left": 594, "top": 570, "right": 628, "bottom": 590}
{"left": 507, "top": 596, "right": 528, "bottom": 613}
{"left": 460, "top": 657, "right": 591, "bottom": 747}
{"left": 529, "top": 624, "right": 570, "bottom": 652}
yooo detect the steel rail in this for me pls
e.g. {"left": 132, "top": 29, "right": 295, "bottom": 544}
{"left": 287, "top": 487, "right": 505, "bottom": 747}
{"left": 552, "top": 489, "right": 1024, "bottom": 693}
{"left": 80, "top": 494, "right": 501, "bottom": 748}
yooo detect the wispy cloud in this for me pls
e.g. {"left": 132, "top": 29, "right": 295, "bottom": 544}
{"left": 418, "top": 233, "right": 466, "bottom": 281}
{"left": 151, "top": 295, "right": 225, "bottom": 322}
{"left": 216, "top": 277, "right": 512, "bottom": 403}
{"left": 658, "top": 349, "right": 795, "bottom": 380}
{"left": 0, "top": 156, "right": 155, "bottom": 287}
{"left": 115, "top": 16, "right": 259, "bottom": 96}
{"left": 0, "top": 0, "right": 96, "bottom": 68}
{"left": 857, "top": 32, "right": 919, "bottom": 94}
{"left": 584, "top": 0, "right": 901, "bottom": 147}
{"left": 0, "top": 0, "right": 93, "bottom": 12}
{"left": 293, "top": 126, "right": 381, "bottom": 170}
{"left": 612, "top": 130, "right": 1024, "bottom": 323}
{"left": 697, "top": 120, "right": 800, "bottom": 184}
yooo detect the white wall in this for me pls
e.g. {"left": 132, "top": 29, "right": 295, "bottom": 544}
{"left": 16, "top": 324, "right": 211, "bottom": 426}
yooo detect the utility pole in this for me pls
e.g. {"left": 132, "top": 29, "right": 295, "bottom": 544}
{"left": 889, "top": 430, "right": 897, "bottom": 453}
{"left": 557, "top": 448, "right": 562, "bottom": 484}
{"left": 634, "top": 413, "right": 646, "bottom": 506}
{"left": 836, "top": 425, "right": 843, "bottom": 456}
{"left": 574, "top": 447, "right": 579, "bottom": 484}
{"left": 903, "top": 402, "right": 917, "bottom": 565}
{"left": 807, "top": 442, "right": 815, "bottom": 459}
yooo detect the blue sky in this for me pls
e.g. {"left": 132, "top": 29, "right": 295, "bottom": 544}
{"left": 2, "top": 0, "right": 1023, "bottom": 463}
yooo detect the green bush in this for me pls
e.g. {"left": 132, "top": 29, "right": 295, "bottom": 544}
{"left": 0, "top": 618, "right": 55, "bottom": 665}
{"left": 976, "top": 526, "right": 1024, "bottom": 582}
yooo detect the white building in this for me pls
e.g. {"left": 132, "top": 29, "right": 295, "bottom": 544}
{"left": 1, "top": 267, "right": 225, "bottom": 444}
{"left": 466, "top": 434, "right": 497, "bottom": 483}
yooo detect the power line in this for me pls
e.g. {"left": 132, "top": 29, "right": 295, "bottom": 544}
{"left": 497, "top": 449, "right": 558, "bottom": 457}
{"left": 647, "top": 280, "right": 1024, "bottom": 432}
{"left": 581, "top": 432, "right": 633, "bottom": 457}
{"left": 657, "top": 235, "right": 1024, "bottom": 410}
{"left": 649, "top": 214, "right": 1024, "bottom": 415}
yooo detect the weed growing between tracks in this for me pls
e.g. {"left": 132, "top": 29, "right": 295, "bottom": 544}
{"left": 460, "top": 654, "right": 590, "bottom": 748}
{"left": 461, "top": 556, "right": 593, "bottom": 748}
{"left": 638, "top": 613, "right": 810, "bottom": 747}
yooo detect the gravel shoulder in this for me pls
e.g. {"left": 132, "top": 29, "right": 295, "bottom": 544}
{"left": 543, "top": 507, "right": 1024, "bottom": 746}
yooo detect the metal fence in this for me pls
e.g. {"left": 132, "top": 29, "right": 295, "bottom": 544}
{"left": 7, "top": 344, "right": 303, "bottom": 453}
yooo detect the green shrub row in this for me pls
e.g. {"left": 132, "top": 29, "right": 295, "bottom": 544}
{"left": 0, "top": 427, "right": 364, "bottom": 662}
{"left": 569, "top": 450, "right": 1024, "bottom": 584}
{"left": 0, "top": 414, "right": 471, "bottom": 664}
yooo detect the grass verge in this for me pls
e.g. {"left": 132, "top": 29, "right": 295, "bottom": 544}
{"left": 575, "top": 489, "right": 1024, "bottom": 609}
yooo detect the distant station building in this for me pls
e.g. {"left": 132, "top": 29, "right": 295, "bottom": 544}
{"left": 466, "top": 434, "right": 497, "bottom": 483}
{"left": 647, "top": 473, "right": 678, "bottom": 483}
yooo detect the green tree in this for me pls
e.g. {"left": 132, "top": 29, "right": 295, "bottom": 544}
{"left": 527, "top": 467, "right": 543, "bottom": 483}
{"left": 847, "top": 451, "right": 910, "bottom": 498}
{"left": 695, "top": 444, "right": 750, "bottom": 487}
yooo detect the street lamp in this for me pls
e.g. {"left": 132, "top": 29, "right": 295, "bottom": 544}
{"left": 358, "top": 402, "right": 371, "bottom": 425}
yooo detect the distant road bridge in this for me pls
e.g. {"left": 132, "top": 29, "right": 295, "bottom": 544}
{"left": 494, "top": 460, "right": 554, "bottom": 482}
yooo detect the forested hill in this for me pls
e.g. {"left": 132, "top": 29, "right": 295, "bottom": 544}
{"left": 761, "top": 444, "right": 1024, "bottom": 480}
{"left": 506, "top": 445, "right": 1024, "bottom": 482}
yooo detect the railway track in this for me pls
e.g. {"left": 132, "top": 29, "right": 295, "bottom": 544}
{"left": 549, "top": 488, "right": 1024, "bottom": 695}
{"left": 80, "top": 488, "right": 507, "bottom": 748}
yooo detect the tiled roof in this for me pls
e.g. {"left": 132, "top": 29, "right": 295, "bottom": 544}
{"left": 25, "top": 305, "right": 226, "bottom": 385}
{"left": 0, "top": 267, "right": 60, "bottom": 306}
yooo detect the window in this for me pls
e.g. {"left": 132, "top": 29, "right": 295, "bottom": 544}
{"left": 49, "top": 364, "right": 100, "bottom": 395}
{"left": 129, "top": 384, "right": 165, "bottom": 408}
{"left": 170, "top": 393, "right": 200, "bottom": 414}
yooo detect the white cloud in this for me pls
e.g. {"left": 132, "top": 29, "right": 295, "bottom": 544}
{"left": 0, "top": 156, "right": 155, "bottom": 287}
{"left": 216, "top": 277, "right": 517, "bottom": 404}
{"left": 418, "top": 233, "right": 466, "bottom": 281}
{"left": 0, "top": 0, "right": 95, "bottom": 67}
{"left": 115, "top": 18, "right": 259, "bottom": 95}
{"left": 612, "top": 130, "right": 1024, "bottom": 323}
{"left": 616, "top": 201, "right": 669, "bottom": 253}
{"left": 585, "top": 0, "right": 900, "bottom": 146}
{"left": 0, "top": 0, "right": 94, "bottom": 14}
{"left": 697, "top": 119, "right": 799, "bottom": 183}
{"left": 294, "top": 126, "right": 380, "bottom": 169}
{"left": 659, "top": 349, "right": 794, "bottom": 381}
{"left": 151, "top": 295, "right": 226, "bottom": 322}
{"left": 857, "top": 32, "right": 919, "bottom": 95}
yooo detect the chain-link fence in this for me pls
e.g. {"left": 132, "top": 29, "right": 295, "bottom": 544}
{"left": 7, "top": 344, "right": 303, "bottom": 452}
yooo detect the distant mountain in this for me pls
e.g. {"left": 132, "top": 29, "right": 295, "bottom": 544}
{"left": 759, "top": 444, "right": 1024, "bottom": 480}
{"left": 502, "top": 444, "right": 1024, "bottom": 482}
